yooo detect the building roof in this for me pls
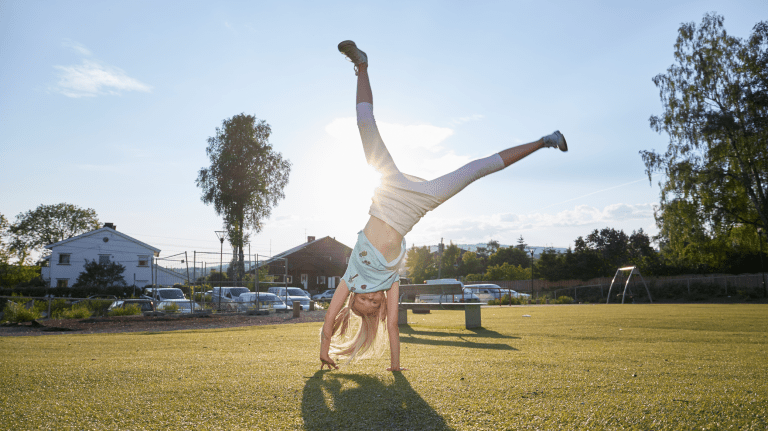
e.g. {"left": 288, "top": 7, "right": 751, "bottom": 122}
{"left": 255, "top": 236, "right": 350, "bottom": 268}
{"left": 44, "top": 226, "right": 161, "bottom": 255}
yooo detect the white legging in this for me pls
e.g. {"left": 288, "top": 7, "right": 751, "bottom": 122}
{"left": 357, "top": 102, "right": 505, "bottom": 236}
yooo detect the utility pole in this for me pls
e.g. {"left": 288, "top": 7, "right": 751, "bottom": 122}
{"left": 438, "top": 238, "right": 444, "bottom": 279}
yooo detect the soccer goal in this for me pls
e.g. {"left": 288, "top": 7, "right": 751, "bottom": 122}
{"left": 606, "top": 266, "right": 653, "bottom": 304}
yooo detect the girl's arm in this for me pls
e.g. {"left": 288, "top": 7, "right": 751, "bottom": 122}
{"left": 385, "top": 281, "right": 406, "bottom": 371}
{"left": 319, "top": 280, "right": 350, "bottom": 370}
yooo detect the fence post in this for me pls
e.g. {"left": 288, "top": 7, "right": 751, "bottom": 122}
{"left": 687, "top": 278, "right": 690, "bottom": 295}
{"left": 47, "top": 296, "right": 52, "bottom": 319}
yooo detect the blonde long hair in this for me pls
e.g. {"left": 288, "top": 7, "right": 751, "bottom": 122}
{"left": 325, "top": 291, "right": 388, "bottom": 365}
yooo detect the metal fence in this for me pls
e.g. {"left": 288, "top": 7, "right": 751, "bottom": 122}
{"left": 466, "top": 272, "right": 768, "bottom": 302}
{"left": 0, "top": 294, "right": 317, "bottom": 320}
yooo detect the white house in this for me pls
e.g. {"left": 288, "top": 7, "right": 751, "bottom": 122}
{"left": 41, "top": 223, "right": 187, "bottom": 288}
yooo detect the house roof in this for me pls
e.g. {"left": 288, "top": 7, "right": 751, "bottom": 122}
{"left": 44, "top": 226, "right": 161, "bottom": 255}
{"left": 255, "top": 236, "right": 350, "bottom": 268}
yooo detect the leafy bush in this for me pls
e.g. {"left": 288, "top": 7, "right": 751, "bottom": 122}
{"left": 554, "top": 296, "right": 574, "bottom": 304}
{"left": 488, "top": 294, "right": 526, "bottom": 306}
{"left": 108, "top": 303, "right": 141, "bottom": 316}
{"left": 80, "top": 299, "right": 113, "bottom": 317}
{"left": 1, "top": 301, "right": 41, "bottom": 323}
{"left": 53, "top": 305, "right": 92, "bottom": 319}
{"left": 161, "top": 302, "right": 180, "bottom": 313}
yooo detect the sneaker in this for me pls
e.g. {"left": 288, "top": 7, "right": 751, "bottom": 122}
{"left": 338, "top": 40, "right": 367, "bottom": 74}
{"left": 542, "top": 130, "right": 568, "bottom": 152}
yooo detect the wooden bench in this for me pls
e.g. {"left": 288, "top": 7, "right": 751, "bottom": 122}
{"left": 397, "top": 283, "right": 482, "bottom": 329}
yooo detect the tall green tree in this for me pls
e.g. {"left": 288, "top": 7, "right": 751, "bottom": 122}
{"left": 405, "top": 245, "right": 437, "bottom": 284}
{"left": 460, "top": 251, "right": 484, "bottom": 276}
{"left": 9, "top": 203, "right": 100, "bottom": 262}
{"left": 439, "top": 242, "right": 461, "bottom": 278}
{"left": 641, "top": 13, "right": 768, "bottom": 266}
{"left": 516, "top": 235, "right": 528, "bottom": 251}
{"left": 0, "top": 212, "right": 10, "bottom": 264}
{"left": 488, "top": 245, "right": 530, "bottom": 268}
{"left": 196, "top": 114, "right": 291, "bottom": 282}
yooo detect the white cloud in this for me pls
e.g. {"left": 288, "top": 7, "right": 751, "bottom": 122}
{"left": 409, "top": 203, "right": 656, "bottom": 245}
{"left": 451, "top": 114, "right": 484, "bottom": 125}
{"left": 54, "top": 60, "right": 152, "bottom": 98}
{"left": 62, "top": 39, "right": 92, "bottom": 56}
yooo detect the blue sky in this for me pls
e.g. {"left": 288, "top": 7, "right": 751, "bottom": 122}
{"left": 1, "top": 0, "right": 766, "bottom": 261}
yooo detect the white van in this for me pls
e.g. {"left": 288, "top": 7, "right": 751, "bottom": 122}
{"left": 465, "top": 284, "right": 531, "bottom": 302}
{"left": 465, "top": 284, "right": 506, "bottom": 303}
{"left": 419, "top": 279, "right": 481, "bottom": 303}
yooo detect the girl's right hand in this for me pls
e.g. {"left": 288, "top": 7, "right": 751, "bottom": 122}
{"left": 320, "top": 355, "right": 338, "bottom": 370}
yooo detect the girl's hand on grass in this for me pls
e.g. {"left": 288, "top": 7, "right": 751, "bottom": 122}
{"left": 387, "top": 366, "right": 408, "bottom": 372}
{"left": 320, "top": 355, "right": 338, "bottom": 370}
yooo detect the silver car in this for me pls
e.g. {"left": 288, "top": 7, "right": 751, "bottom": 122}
{"left": 236, "top": 292, "right": 291, "bottom": 312}
{"left": 269, "top": 287, "right": 312, "bottom": 310}
{"left": 312, "top": 289, "right": 336, "bottom": 303}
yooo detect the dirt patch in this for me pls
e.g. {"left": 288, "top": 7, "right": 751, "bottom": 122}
{"left": 0, "top": 310, "right": 326, "bottom": 337}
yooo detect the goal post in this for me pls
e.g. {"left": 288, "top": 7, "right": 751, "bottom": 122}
{"left": 606, "top": 266, "right": 653, "bottom": 304}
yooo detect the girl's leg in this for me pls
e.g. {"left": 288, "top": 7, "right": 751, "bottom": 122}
{"left": 355, "top": 65, "right": 401, "bottom": 177}
{"left": 423, "top": 133, "right": 567, "bottom": 202}
{"left": 339, "top": 41, "right": 401, "bottom": 177}
{"left": 356, "top": 63, "right": 373, "bottom": 105}
{"left": 498, "top": 132, "right": 566, "bottom": 167}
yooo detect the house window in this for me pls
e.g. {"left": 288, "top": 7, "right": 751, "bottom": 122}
{"left": 317, "top": 276, "right": 326, "bottom": 284}
{"left": 99, "top": 255, "right": 110, "bottom": 265}
{"left": 56, "top": 279, "right": 68, "bottom": 288}
{"left": 58, "top": 254, "right": 71, "bottom": 265}
{"left": 285, "top": 275, "right": 293, "bottom": 284}
{"left": 138, "top": 255, "right": 149, "bottom": 267}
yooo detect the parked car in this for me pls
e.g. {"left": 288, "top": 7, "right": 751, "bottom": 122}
{"left": 143, "top": 287, "right": 201, "bottom": 313}
{"left": 465, "top": 284, "right": 508, "bottom": 303}
{"left": 108, "top": 298, "right": 154, "bottom": 312}
{"left": 235, "top": 292, "right": 291, "bottom": 312}
{"left": 267, "top": 286, "right": 309, "bottom": 297}
{"left": 418, "top": 279, "right": 481, "bottom": 303}
{"left": 210, "top": 287, "right": 251, "bottom": 303}
{"left": 269, "top": 287, "right": 312, "bottom": 310}
{"left": 313, "top": 289, "right": 336, "bottom": 303}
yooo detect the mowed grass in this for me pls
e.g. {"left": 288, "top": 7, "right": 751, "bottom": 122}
{"left": 1, "top": 305, "right": 766, "bottom": 430}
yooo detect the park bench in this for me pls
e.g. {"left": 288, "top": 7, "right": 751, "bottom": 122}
{"left": 397, "top": 283, "right": 482, "bottom": 329}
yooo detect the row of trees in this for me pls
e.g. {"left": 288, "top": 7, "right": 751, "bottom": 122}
{"left": 406, "top": 225, "right": 767, "bottom": 285}
{"left": 405, "top": 228, "right": 661, "bottom": 284}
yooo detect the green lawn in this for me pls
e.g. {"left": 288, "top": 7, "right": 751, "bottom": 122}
{"left": 1, "top": 304, "right": 766, "bottom": 430}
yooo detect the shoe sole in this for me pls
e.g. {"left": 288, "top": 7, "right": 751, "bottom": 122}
{"left": 338, "top": 40, "right": 357, "bottom": 53}
{"left": 338, "top": 40, "right": 367, "bottom": 65}
{"left": 560, "top": 134, "right": 568, "bottom": 152}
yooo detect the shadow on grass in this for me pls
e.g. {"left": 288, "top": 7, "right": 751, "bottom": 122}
{"left": 302, "top": 370, "right": 453, "bottom": 430}
{"left": 398, "top": 325, "right": 518, "bottom": 351}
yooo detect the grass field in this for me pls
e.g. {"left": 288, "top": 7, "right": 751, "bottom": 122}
{"left": 1, "top": 304, "right": 766, "bottom": 430}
